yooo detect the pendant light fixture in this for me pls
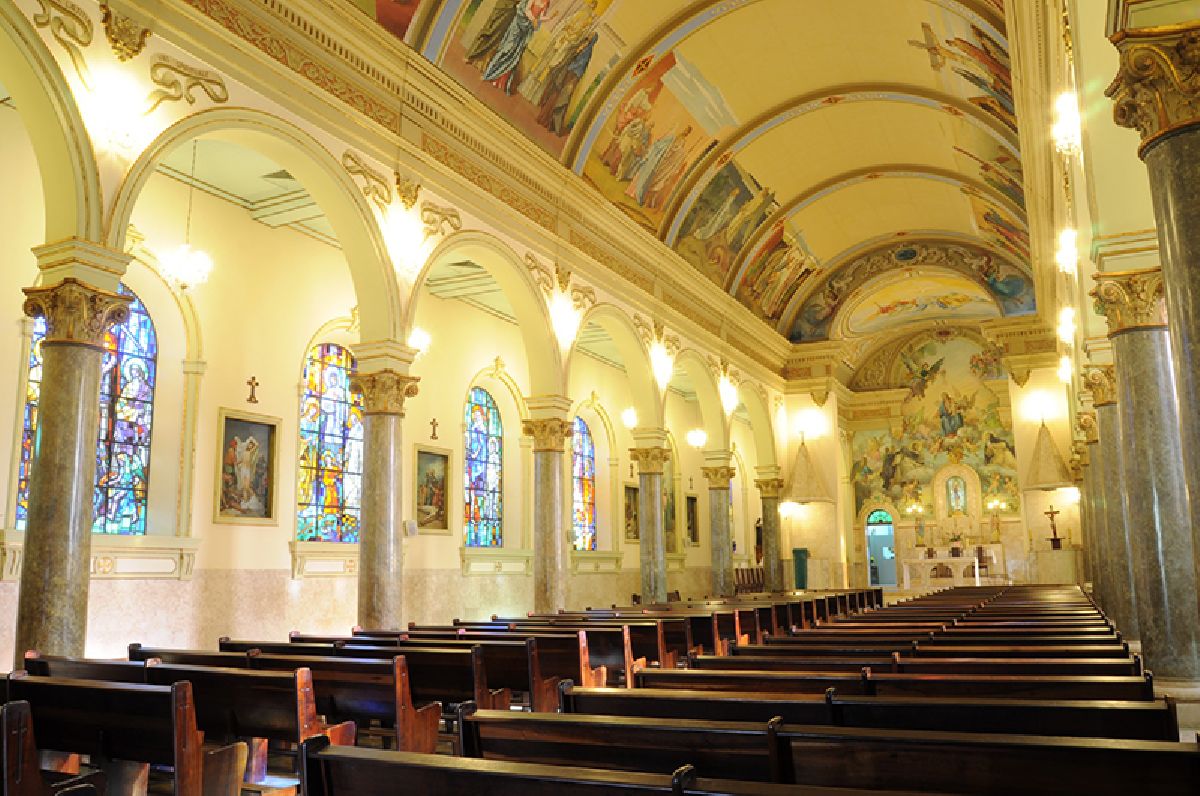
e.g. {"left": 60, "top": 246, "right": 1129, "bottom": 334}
{"left": 161, "top": 140, "right": 214, "bottom": 291}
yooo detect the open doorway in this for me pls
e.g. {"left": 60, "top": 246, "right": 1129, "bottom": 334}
{"left": 865, "top": 509, "right": 896, "bottom": 587}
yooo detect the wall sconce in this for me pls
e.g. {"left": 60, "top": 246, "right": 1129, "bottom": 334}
{"left": 1057, "top": 306, "right": 1076, "bottom": 345}
{"left": 686, "top": 428, "right": 707, "bottom": 449}
{"left": 1052, "top": 92, "right": 1082, "bottom": 157}
{"left": 718, "top": 374, "right": 739, "bottom": 416}
{"left": 621, "top": 407, "right": 638, "bottom": 429}
{"left": 649, "top": 340, "right": 674, "bottom": 391}
{"left": 407, "top": 326, "right": 431, "bottom": 357}
{"left": 1055, "top": 229, "right": 1079, "bottom": 275}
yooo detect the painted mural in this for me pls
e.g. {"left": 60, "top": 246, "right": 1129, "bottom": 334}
{"left": 734, "top": 222, "right": 819, "bottom": 322}
{"left": 841, "top": 275, "right": 997, "bottom": 337}
{"left": 440, "top": 0, "right": 617, "bottom": 156}
{"left": 967, "top": 193, "right": 1029, "bottom": 263}
{"left": 375, "top": 0, "right": 426, "bottom": 40}
{"left": 851, "top": 335, "right": 1020, "bottom": 517}
{"left": 583, "top": 50, "right": 735, "bottom": 232}
{"left": 788, "top": 242, "right": 1034, "bottom": 342}
{"left": 910, "top": 14, "right": 1014, "bottom": 134}
{"left": 673, "top": 160, "right": 777, "bottom": 285}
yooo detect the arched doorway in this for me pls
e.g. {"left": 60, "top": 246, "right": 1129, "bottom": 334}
{"left": 865, "top": 509, "right": 896, "bottom": 587}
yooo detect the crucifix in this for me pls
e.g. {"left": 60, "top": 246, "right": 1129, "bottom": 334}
{"left": 1044, "top": 504, "right": 1063, "bottom": 550}
{"left": 907, "top": 22, "right": 945, "bottom": 70}
{"left": 246, "top": 376, "right": 259, "bottom": 404}
{"left": 430, "top": 418, "right": 439, "bottom": 440}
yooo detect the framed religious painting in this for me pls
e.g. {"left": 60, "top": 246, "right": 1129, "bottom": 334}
{"left": 414, "top": 445, "right": 452, "bottom": 534}
{"left": 624, "top": 484, "right": 640, "bottom": 541}
{"left": 685, "top": 494, "right": 699, "bottom": 546}
{"left": 214, "top": 408, "right": 280, "bottom": 525}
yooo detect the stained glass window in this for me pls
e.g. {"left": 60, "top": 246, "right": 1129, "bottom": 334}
{"left": 296, "top": 344, "right": 364, "bottom": 543}
{"left": 17, "top": 285, "right": 157, "bottom": 535}
{"left": 464, "top": 387, "right": 503, "bottom": 547}
{"left": 572, "top": 416, "right": 596, "bottom": 551}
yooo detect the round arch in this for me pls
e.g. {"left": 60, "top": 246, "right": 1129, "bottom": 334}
{"left": 736, "top": 382, "right": 777, "bottom": 470}
{"left": 568, "top": 303, "right": 662, "bottom": 430}
{"left": 673, "top": 349, "right": 728, "bottom": 452}
{"left": 410, "top": 230, "right": 562, "bottom": 397}
{"left": 105, "top": 107, "right": 402, "bottom": 342}
{"left": 0, "top": 2, "right": 101, "bottom": 242}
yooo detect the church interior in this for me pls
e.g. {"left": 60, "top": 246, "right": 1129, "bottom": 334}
{"left": 2, "top": 0, "right": 1200, "bottom": 792}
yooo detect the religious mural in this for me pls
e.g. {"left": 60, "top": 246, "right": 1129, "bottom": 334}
{"left": 437, "top": 0, "right": 616, "bottom": 156}
{"left": 850, "top": 335, "right": 1020, "bottom": 518}
{"left": 734, "top": 223, "right": 820, "bottom": 322}
{"left": 967, "top": 194, "right": 1030, "bottom": 263}
{"left": 673, "top": 160, "right": 777, "bottom": 285}
{"left": 374, "top": 0, "right": 426, "bottom": 40}
{"left": 910, "top": 15, "right": 1014, "bottom": 134}
{"left": 841, "top": 275, "right": 998, "bottom": 337}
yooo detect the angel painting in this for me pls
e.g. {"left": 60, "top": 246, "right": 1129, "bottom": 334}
{"left": 900, "top": 351, "right": 944, "bottom": 400}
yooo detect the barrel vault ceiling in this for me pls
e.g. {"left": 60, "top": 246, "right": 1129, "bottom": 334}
{"left": 370, "top": 0, "right": 1036, "bottom": 345}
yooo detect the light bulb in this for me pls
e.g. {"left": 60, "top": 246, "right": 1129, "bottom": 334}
{"left": 621, "top": 407, "right": 638, "bottom": 429}
{"left": 549, "top": 290, "right": 581, "bottom": 350}
{"left": 718, "top": 375, "right": 739, "bottom": 416}
{"left": 794, "top": 408, "right": 829, "bottom": 440}
{"left": 384, "top": 203, "right": 430, "bottom": 279}
{"left": 1052, "top": 92, "right": 1082, "bottom": 156}
{"left": 84, "top": 66, "right": 153, "bottom": 156}
{"left": 649, "top": 341, "right": 674, "bottom": 391}
{"left": 1057, "top": 306, "right": 1076, "bottom": 345}
{"left": 1055, "top": 229, "right": 1078, "bottom": 275}
{"left": 161, "top": 243, "right": 213, "bottom": 290}
{"left": 686, "top": 428, "right": 707, "bottom": 448}
{"left": 1057, "top": 355, "right": 1072, "bottom": 384}
{"left": 407, "top": 327, "right": 431, "bottom": 356}
{"left": 1061, "top": 486, "right": 1081, "bottom": 505}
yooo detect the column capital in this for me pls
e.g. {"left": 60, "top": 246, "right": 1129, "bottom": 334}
{"left": 22, "top": 278, "right": 132, "bottom": 350}
{"left": 629, "top": 446, "right": 670, "bottom": 475}
{"left": 1092, "top": 268, "right": 1168, "bottom": 334}
{"left": 702, "top": 465, "right": 736, "bottom": 487}
{"left": 349, "top": 369, "right": 419, "bottom": 416}
{"left": 754, "top": 478, "right": 786, "bottom": 498}
{"left": 522, "top": 417, "right": 573, "bottom": 452}
{"left": 1076, "top": 410, "right": 1099, "bottom": 444}
{"left": 1083, "top": 365, "right": 1119, "bottom": 407}
{"left": 1107, "top": 23, "right": 1200, "bottom": 157}
{"left": 32, "top": 238, "right": 130, "bottom": 291}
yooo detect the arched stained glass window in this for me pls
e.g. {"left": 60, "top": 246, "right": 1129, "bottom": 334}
{"left": 296, "top": 344, "right": 364, "bottom": 543}
{"left": 572, "top": 416, "right": 596, "bottom": 551}
{"left": 866, "top": 509, "right": 894, "bottom": 525}
{"left": 17, "top": 285, "right": 157, "bottom": 535}
{"left": 464, "top": 387, "right": 503, "bottom": 547}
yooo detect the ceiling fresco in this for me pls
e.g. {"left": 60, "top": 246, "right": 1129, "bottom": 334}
{"left": 382, "top": 0, "right": 1033, "bottom": 344}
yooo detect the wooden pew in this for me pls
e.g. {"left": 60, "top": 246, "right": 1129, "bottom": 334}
{"left": 5, "top": 674, "right": 205, "bottom": 796}
{"left": 695, "top": 653, "right": 1144, "bottom": 677}
{"left": 1, "top": 701, "right": 107, "bottom": 795}
{"left": 559, "top": 684, "right": 1181, "bottom": 741}
{"left": 633, "top": 668, "right": 1158, "bottom": 700}
{"left": 392, "top": 629, "right": 608, "bottom": 689}
{"left": 298, "top": 737, "right": 897, "bottom": 796}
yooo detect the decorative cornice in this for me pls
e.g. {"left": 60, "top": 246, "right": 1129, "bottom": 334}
{"left": 521, "top": 418, "right": 573, "bottom": 453}
{"left": 629, "top": 447, "right": 671, "bottom": 476}
{"left": 1107, "top": 23, "right": 1200, "bottom": 157}
{"left": 147, "top": 55, "right": 229, "bottom": 113}
{"left": 1083, "top": 365, "right": 1119, "bottom": 407}
{"left": 755, "top": 477, "right": 785, "bottom": 498}
{"left": 702, "top": 466, "right": 737, "bottom": 486}
{"left": 349, "top": 370, "right": 419, "bottom": 416}
{"left": 342, "top": 150, "right": 391, "bottom": 212}
{"left": 1092, "top": 268, "right": 1168, "bottom": 334}
{"left": 395, "top": 172, "right": 421, "bottom": 210}
{"left": 22, "top": 278, "right": 131, "bottom": 350}
{"left": 100, "top": 3, "right": 150, "bottom": 61}
{"left": 1076, "top": 410, "right": 1099, "bottom": 444}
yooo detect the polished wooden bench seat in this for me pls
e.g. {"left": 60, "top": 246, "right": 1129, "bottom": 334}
{"left": 697, "top": 653, "right": 1143, "bottom": 676}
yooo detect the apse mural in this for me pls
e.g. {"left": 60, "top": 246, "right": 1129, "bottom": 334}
{"left": 850, "top": 334, "right": 1019, "bottom": 516}
{"left": 437, "top": 0, "right": 617, "bottom": 155}
{"left": 840, "top": 275, "right": 997, "bottom": 337}
{"left": 788, "top": 242, "right": 1034, "bottom": 342}
{"left": 583, "top": 50, "right": 735, "bottom": 232}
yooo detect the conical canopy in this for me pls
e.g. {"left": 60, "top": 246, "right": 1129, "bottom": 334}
{"left": 1024, "top": 421, "right": 1072, "bottom": 490}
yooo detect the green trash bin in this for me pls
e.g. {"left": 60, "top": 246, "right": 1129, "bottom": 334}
{"left": 793, "top": 548, "right": 809, "bottom": 590}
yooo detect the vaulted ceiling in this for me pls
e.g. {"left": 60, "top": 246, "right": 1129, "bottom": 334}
{"left": 371, "top": 0, "right": 1036, "bottom": 345}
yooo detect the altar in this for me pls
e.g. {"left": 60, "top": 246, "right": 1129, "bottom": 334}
{"left": 901, "top": 543, "right": 1005, "bottom": 589}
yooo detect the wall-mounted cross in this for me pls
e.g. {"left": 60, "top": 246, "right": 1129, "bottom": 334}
{"left": 1044, "top": 504, "right": 1061, "bottom": 536}
{"left": 430, "top": 418, "right": 439, "bottom": 440}
{"left": 246, "top": 376, "right": 260, "bottom": 404}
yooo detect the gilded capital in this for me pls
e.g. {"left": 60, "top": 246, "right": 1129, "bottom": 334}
{"left": 1084, "top": 365, "right": 1118, "bottom": 407}
{"left": 1091, "top": 268, "right": 1167, "bottom": 334}
{"left": 1107, "top": 25, "right": 1200, "bottom": 156}
{"left": 22, "top": 278, "right": 131, "bottom": 349}
{"left": 629, "top": 447, "right": 670, "bottom": 475}
{"left": 522, "top": 418, "right": 573, "bottom": 452}
{"left": 1076, "top": 410, "right": 1099, "bottom": 444}
{"left": 755, "top": 477, "right": 786, "bottom": 499}
{"left": 349, "top": 370, "right": 419, "bottom": 415}
{"left": 702, "top": 465, "right": 737, "bottom": 487}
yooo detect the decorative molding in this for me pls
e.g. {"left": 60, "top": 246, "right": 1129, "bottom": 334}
{"left": 632, "top": 316, "right": 681, "bottom": 357}
{"left": 22, "top": 278, "right": 131, "bottom": 350}
{"left": 629, "top": 447, "right": 671, "bottom": 476}
{"left": 421, "top": 133, "right": 555, "bottom": 230}
{"left": 569, "top": 549, "right": 623, "bottom": 574}
{"left": 32, "top": 0, "right": 93, "bottom": 87}
{"left": 702, "top": 465, "right": 737, "bottom": 486}
{"left": 459, "top": 546, "right": 533, "bottom": 576}
{"left": 147, "top": 55, "right": 229, "bottom": 113}
{"left": 755, "top": 478, "right": 786, "bottom": 498}
{"left": 521, "top": 418, "right": 573, "bottom": 452}
{"left": 419, "top": 200, "right": 461, "bottom": 240}
{"left": 1, "top": 531, "right": 200, "bottom": 582}
{"left": 341, "top": 150, "right": 391, "bottom": 211}
{"left": 1092, "top": 268, "right": 1168, "bottom": 333}
{"left": 349, "top": 370, "right": 419, "bottom": 416}
{"left": 1083, "top": 365, "right": 1118, "bottom": 407}
{"left": 290, "top": 540, "right": 358, "bottom": 578}
{"left": 395, "top": 171, "right": 421, "bottom": 209}
{"left": 524, "top": 254, "right": 597, "bottom": 312}
{"left": 100, "top": 3, "right": 149, "bottom": 61}
{"left": 1107, "top": 23, "right": 1200, "bottom": 156}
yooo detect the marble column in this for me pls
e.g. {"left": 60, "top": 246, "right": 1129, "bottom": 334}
{"left": 1109, "top": 22, "right": 1200, "bottom": 623}
{"left": 349, "top": 369, "right": 419, "bottom": 631}
{"left": 1078, "top": 412, "right": 1104, "bottom": 601}
{"left": 522, "top": 417, "right": 572, "bottom": 613}
{"left": 1070, "top": 442, "right": 1092, "bottom": 584}
{"left": 630, "top": 446, "right": 669, "bottom": 604}
{"left": 1085, "top": 367, "right": 1139, "bottom": 639}
{"left": 15, "top": 279, "right": 132, "bottom": 663}
{"left": 1095, "top": 270, "right": 1200, "bottom": 676}
{"left": 755, "top": 477, "right": 785, "bottom": 592}
{"left": 703, "top": 465, "right": 736, "bottom": 598}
